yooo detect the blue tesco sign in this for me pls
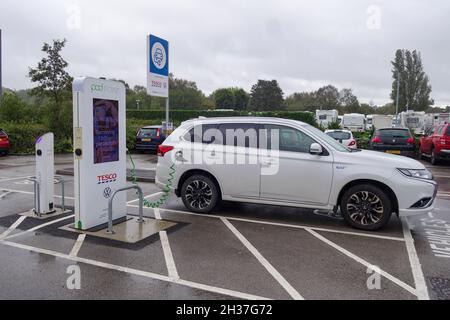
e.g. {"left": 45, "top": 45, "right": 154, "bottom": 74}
{"left": 149, "top": 35, "right": 169, "bottom": 77}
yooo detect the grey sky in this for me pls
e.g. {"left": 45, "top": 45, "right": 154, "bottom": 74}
{"left": 1, "top": 0, "right": 449, "bottom": 106}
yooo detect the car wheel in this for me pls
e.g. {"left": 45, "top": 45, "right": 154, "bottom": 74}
{"left": 431, "top": 147, "right": 439, "bottom": 165}
{"left": 340, "top": 184, "right": 392, "bottom": 231}
{"left": 181, "top": 174, "right": 219, "bottom": 214}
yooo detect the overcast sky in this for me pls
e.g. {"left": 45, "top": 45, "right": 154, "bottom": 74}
{"left": 1, "top": 0, "right": 449, "bottom": 106}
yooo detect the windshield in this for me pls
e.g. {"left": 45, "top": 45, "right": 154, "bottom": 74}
{"left": 326, "top": 131, "right": 351, "bottom": 140}
{"left": 304, "top": 125, "right": 351, "bottom": 152}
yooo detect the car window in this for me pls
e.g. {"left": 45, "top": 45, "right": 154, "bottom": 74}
{"left": 437, "top": 126, "right": 444, "bottom": 134}
{"left": 446, "top": 126, "right": 450, "bottom": 136}
{"left": 183, "top": 124, "right": 219, "bottom": 144}
{"left": 378, "top": 129, "right": 411, "bottom": 138}
{"left": 218, "top": 123, "right": 259, "bottom": 148}
{"left": 326, "top": 131, "right": 351, "bottom": 140}
{"left": 264, "top": 124, "right": 316, "bottom": 153}
{"left": 138, "top": 128, "right": 159, "bottom": 138}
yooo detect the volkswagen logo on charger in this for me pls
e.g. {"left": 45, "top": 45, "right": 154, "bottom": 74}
{"left": 103, "top": 187, "right": 112, "bottom": 199}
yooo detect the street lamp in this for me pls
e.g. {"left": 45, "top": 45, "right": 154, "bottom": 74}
{"left": 136, "top": 99, "right": 141, "bottom": 110}
{"left": 395, "top": 68, "right": 400, "bottom": 125}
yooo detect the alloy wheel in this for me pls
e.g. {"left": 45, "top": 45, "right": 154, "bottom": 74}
{"left": 346, "top": 191, "right": 384, "bottom": 226}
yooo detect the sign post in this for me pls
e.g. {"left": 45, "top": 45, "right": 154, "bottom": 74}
{"left": 72, "top": 77, "right": 127, "bottom": 230}
{"left": 147, "top": 35, "right": 170, "bottom": 131}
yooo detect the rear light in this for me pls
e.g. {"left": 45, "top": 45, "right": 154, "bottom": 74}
{"left": 157, "top": 145, "right": 174, "bottom": 157}
{"left": 348, "top": 140, "right": 356, "bottom": 146}
{"left": 156, "top": 129, "right": 161, "bottom": 138}
{"left": 407, "top": 137, "right": 415, "bottom": 144}
{"left": 372, "top": 136, "right": 382, "bottom": 143}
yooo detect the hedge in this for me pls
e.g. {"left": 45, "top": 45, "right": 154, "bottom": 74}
{"left": 126, "top": 110, "right": 316, "bottom": 126}
{"left": 0, "top": 122, "right": 48, "bottom": 154}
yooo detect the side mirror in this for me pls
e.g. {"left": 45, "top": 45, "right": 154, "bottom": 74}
{"left": 310, "top": 143, "right": 323, "bottom": 155}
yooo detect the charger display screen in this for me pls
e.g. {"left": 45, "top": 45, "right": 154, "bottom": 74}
{"left": 93, "top": 98, "right": 119, "bottom": 164}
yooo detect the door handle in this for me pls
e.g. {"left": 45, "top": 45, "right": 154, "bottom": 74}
{"left": 261, "top": 159, "right": 273, "bottom": 167}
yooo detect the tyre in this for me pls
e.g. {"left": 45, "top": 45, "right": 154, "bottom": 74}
{"left": 181, "top": 174, "right": 220, "bottom": 214}
{"left": 340, "top": 184, "right": 392, "bottom": 231}
{"left": 430, "top": 147, "right": 439, "bottom": 165}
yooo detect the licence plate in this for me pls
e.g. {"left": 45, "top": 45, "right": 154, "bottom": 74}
{"left": 386, "top": 150, "right": 401, "bottom": 154}
{"left": 142, "top": 138, "right": 152, "bottom": 142}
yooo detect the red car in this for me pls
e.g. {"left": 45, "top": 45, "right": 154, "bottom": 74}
{"left": 0, "top": 129, "right": 10, "bottom": 156}
{"left": 419, "top": 123, "right": 450, "bottom": 165}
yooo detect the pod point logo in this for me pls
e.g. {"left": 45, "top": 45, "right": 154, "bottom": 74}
{"left": 91, "top": 83, "right": 119, "bottom": 94}
{"left": 152, "top": 42, "right": 167, "bottom": 69}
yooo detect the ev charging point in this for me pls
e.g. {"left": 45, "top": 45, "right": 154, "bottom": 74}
{"left": 62, "top": 77, "right": 174, "bottom": 243}
{"left": 20, "top": 133, "right": 71, "bottom": 219}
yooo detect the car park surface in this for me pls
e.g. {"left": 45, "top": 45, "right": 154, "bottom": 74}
{"left": 0, "top": 154, "right": 449, "bottom": 300}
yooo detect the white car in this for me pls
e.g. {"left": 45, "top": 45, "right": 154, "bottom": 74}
{"left": 325, "top": 129, "right": 357, "bottom": 149}
{"left": 156, "top": 117, "right": 437, "bottom": 231}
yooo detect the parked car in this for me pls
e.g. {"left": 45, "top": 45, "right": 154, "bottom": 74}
{"left": 369, "top": 128, "right": 416, "bottom": 158}
{"left": 156, "top": 117, "right": 437, "bottom": 231}
{"left": 0, "top": 129, "right": 10, "bottom": 156}
{"left": 419, "top": 123, "right": 450, "bottom": 165}
{"left": 135, "top": 126, "right": 167, "bottom": 153}
{"left": 325, "top": 129, "right": 357, "bottom": 149}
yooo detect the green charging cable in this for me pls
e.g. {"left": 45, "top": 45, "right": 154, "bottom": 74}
{"left": 127, "top": 150, "right": 176, "bottom": 208}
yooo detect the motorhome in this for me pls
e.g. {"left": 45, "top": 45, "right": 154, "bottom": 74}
{"left": 342, "top": 113, "right": 366, "bottom": 132}
{"left": 315, "top": 109, "right": 338, "bottom": 128}
{"left": 399, "top": 111, "right": 426, "bottom": 135}
{"left": 366, "top": 115, "right": 374, "bottom": 130}
{"left": 372, "top": 115, "right": 393, "bottom": 130}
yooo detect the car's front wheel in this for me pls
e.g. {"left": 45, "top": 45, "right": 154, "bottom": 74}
{"left": 340, "top": 184, "right": 392, "bottom": 231}
{"left": 430, "top": 146, "right": 439, "bottom": 165}
{"left": 181, "top": 174, "right": 219, "bottom": 214}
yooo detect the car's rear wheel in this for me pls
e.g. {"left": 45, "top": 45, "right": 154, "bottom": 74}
{"left": 181, "top": 174, "right": 219, "bottom": 214}
{"left": 340, "top": 184, "right": 392, "bottom": 231}
{"left": 431, "top": 147, "right": 439, "bottom": 165}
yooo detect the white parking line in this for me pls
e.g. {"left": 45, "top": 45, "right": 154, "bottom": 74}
{"left": 401, "top": 218, "right": 430, "bottom": 300}
{"left": 0, "top": 240, "right": 270, "bottom": 300}
{"left": 69, "top": 234, "right": 86, "bottom": 257}
{"left": 305, "top": 228, "right": 417, "bottom": 296}
{"left": 0, "top": 176, "right": 35, "bottom": 183}
{"left": 0, "top": 216, "right": 27, "bottom": 241}
{"left": 221, "top": 217, "right": 304, "bottom": 300}
{"left": 4, "top": 215, "right": 75, "bottom": 240}
{"left": 127, "top": 192, "right": 163, "bottom": 204}
{"left": 133, "top": 205, "right": 405, "bottom": 242}
{"left": 154, "top": 207, "right": 179, "bottom": 280}
{"left": 0, "top": 191, "right": 13, "bottom": 199}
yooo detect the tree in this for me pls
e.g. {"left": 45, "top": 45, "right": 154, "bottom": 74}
{"left": 0, "top": 92, "right": 32, "bottom": 123}
{"left": 169, "top": 74, "right": 205, "bottom": 109}
{"left": 249, "top": 80, "right": 284, "bottom": 111}
{"left": 339, "top": 88, "right": 360, "bottom": 113}
{"left": 213, "top": 87, "right": 249, "bottom": 110}
{"left": 213, "top": 88, "right": 235, "bottom": 109}
{"left": 28, "top": 39, "right": 73, "bottom": 136}
{"left": 390, "top": 49, "right": 433, "bottom": 112}
{"left": 315, "top": 85, "right": 340, "bottom": 109}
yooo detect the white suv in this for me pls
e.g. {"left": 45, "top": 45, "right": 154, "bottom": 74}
{"left": 156, "top": 117, "right": 437, "bottom": 231}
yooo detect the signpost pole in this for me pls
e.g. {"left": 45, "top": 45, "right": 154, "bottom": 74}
{"left": 166, "top": 97, "right": 169, "bottom": 128}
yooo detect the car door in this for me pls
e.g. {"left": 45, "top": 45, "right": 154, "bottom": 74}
{"left": 207, "top": 123, "right": 261, "bottom": 199}
{"left": 259, "top": 124, "right": 334, "bottom": 205}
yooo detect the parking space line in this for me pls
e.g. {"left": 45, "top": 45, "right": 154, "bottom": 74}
{"left": 0, "top": 240, "right": 270, "bottom": 300}
{"left": 127, "top": 192, "right": 163, "bottom": 204}
{"left": 4, "top": 215, "right": 75, "bottom": 240}
{"left": 0, "top": 191, "right": 13, "bottom": 199}
{"left": 305, "top": 228, "right": 417, "bottom": 297}
{"left": 221, "top": 217, "right": 304, "bottom": 300}
{"left": 137, "top": 205, "right": 405, "bottom": 242}
{"left": 401, "top": 218, "right": 430, "bottom": 300}
{"left": 0, "top": 216, "right": 27, "bottom": 241}
{"left": 154, "top": 207, "right": 179, "bottom": 280}
{"left": 0, "top": 176, "right": 34, "bottom": 183}
{"left": 69, "top": 234, "right": 86, "bottom": 257}
{"left": 0, "top": 188, "right": 75, "bottom": 200}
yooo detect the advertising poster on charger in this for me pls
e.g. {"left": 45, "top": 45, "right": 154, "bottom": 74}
{"left": 93, "top": 98, "right": 119, "bottom": 164}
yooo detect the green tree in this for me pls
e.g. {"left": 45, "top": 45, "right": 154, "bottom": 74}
{"left": 391, "top": 49, "right": 433, "bottom": 112}
{"left": 28, "top": 39, "right": 73, "bottom": 136}
{"left": 169, "top": 74, "right": 205, "bottom": 109}
{"left": 339, "top": 88, "right": 360, "bottom": 113}
{"left": 0, "top": 92, "right": 29, "bottom": 123}
{"left": 315, "top": 85, "right": 340, "bottom": 109}
{"left": 249, "top": 80, "right": 284, "bottom": 111}
{"left": 213, "top": 88, "right": 235, "bottom": 109}
{"left": 230, "top": 88, "right": 249, "bottom": 110}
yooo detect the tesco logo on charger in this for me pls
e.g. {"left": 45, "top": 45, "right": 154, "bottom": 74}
{"left": 97, "top": 173, "right": 117, "bottom": 184}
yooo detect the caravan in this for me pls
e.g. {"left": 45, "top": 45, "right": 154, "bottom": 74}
{"left": 342, "top": 113, "right": 366, "bottom": 132}
{"left": 399, "top": 111, "right": 426, "bottom": 135}
{"left": 315, "top": 109, "right": 338, "bottom": 128}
